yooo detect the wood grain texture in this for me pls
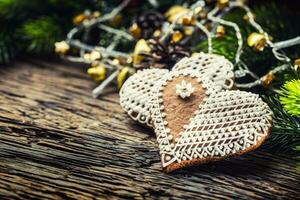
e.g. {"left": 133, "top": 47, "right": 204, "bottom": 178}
{"left": 0, "top": 60, "right": 299, "bottom": 200}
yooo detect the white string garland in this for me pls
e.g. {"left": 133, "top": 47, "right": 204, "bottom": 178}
{"left": 59, "top": 0, "right": 299, "bottom": 96}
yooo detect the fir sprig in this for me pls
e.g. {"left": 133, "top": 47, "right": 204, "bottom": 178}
{"left": 20, "top": 17, "right": 63, "bottom": 54}
{"left": 0, "top": 29, "right": 20, "bottom": 63}
{"left": 278, "top": 79, "right": 300, "bottom": 116}
{"left": 0, "top": 0, "right": 100, "bottom": 64}
{"left": 263, "top": 95, "right": 300, "bottom": 153}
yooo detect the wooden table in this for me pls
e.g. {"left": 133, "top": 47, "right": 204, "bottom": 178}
{"left": 0, "top": 60, "right": 299, "bottom": 199}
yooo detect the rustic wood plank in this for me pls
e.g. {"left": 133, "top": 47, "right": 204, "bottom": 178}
{"left": 0, "top": 60, "right": 299, "bottom": 199}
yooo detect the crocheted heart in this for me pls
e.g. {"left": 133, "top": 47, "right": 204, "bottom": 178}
{"left": 150, "top": 69, "right": 272, "bottom": 172}
{"left": 120, "top": 53, "right": 234, "bottom": 126}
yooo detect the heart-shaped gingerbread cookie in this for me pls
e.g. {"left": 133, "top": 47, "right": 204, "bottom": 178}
{"left": 150, "top": 68, "right": 272, "bottom": 172}
{"left": 120, "top": 53, "right": 234, "bottom": 126}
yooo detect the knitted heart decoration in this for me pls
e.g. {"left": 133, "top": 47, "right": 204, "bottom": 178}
{"left": 120, "top": 53, "right": 272, "bottom": 172}
{"left": 120, "top": 53, "right": 234, "bottom": 126}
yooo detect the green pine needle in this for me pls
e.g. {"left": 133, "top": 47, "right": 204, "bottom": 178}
{"left": 0, "top": 0, "right": 45, "bottom": 21}
{"left": 262, "top": 95, "right": 300, "bottom": 153}
{"left": 278, "top": 80, "right": 300, "bottom": 116}
{"left": 20, "top": 16, "right": 63, "bottom": 54}
{"left": 0, "top": 30, "right": 20, "bottom": 64}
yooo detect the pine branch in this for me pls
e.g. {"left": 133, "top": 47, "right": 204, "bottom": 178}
{"left": 49, "top": 0, "right": 98, "bottom": 14}
{"left": 262, "top": 95, "right": 300, "bottom": 153}
{"left": 0, "top": 0, "right": 49, "bottom": 21}
{"left": 20, "top": 16, "right": 64, "bottom": 54}
{"left": 0, "top": 29, "right": 20, "bottom": 64}
{"left": 278, "top": 79, "right": 300, "bottom": 116}
{"left": 193, "top": 35, "right": 237, "bottom": 63}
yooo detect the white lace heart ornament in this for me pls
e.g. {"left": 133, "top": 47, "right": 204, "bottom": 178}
{"left": 120, "top": 53, "right": 234, "bottom": 126}
{"left": 119, "top": 53, "right": 272, "bottom": 172}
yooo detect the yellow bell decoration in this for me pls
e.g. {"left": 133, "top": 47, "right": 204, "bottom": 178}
{"left": 126, "top": 56, "right": 133, "bottom": 64}
{"left": 112, "top": 58, "right": 121, "bottom": 66}
{"left": 243, "top": 13, "right": 255, "bottom": 23}
{"left": 92, "top": 11, "right": 101, "bottom": 18}
{"left": 133, "top": 39, "right": 151, "bottom": 64}
{"left": 73, "top": 13, "right": 87, "bottom": 25}
{"left": 183, "top": 27, "right": 193, "bottom": 36}
{"left": 153, "top": 29, "right": 161, "bottom": 38}
{"left": 110, "top": 14, "right": 122, "bottom": 27}
{"left": 129, "top": 23, "right": 142, "bottom": 39}
{"left": 84, "top": 50, "right": 101, "bottom": 62}
{"left": 247, "top": 32, "right": 266, "bottom": 51}
{"left": 90, "top": 50, "right": 101, "bottom": 60}
{"left": 294, "top": 59, "right": 300, "bottom": 72}
{"left": 205, "top": 22, "right": 212, "bottom": 31}
{"left": 217, "top": 0, "right": 229, "bottom": 9}
{"left": 54, "top": 41, "right": 70, "bottom": 54}
{"left": 216, "top": 25, "right": 225, "bottom": 38}
{"left": 117, "top": 67, "right": 130, "bottom": 89}
{"left": 198, "top": 9, "right": 207, "bottom": 19}
{"left": 165, "top": 5, "right": 190, "bottom": 23}
{"left": 87, "top": 65, "right": 106, "bottom": 82}
{"left": 262, "top": 72, "right": 275, "bottom": 88}
{"left": 73, "top": 11, "right": 101, "bottom": 25}
{"left": 182, "top": 15, "right": 196, "bottom": 26}
{"left": 172, "top": 31, "right": 183, "bottom": 43}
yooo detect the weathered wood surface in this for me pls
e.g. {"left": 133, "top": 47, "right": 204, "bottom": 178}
{"left": 0, "top": 59, "right": 299, "bottom": 200}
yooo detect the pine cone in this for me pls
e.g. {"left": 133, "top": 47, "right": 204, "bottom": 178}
{"left": 135, "top": 11, "right": 165, "bottom": 39}
{"left": 135, "top": 39, "right": 191, "bottom": 69}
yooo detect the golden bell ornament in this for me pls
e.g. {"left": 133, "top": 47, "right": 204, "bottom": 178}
{"left": 84, "top": 50, "right": 101, "bottom": 62}
{"left": 129, "top": 23, "right": 142, "bottom": 39}
{"left": 110, "top": 14, "right": 122, "bottom": 27}
{"left": 153, "top": 29, "right": 161, "bottom": 38}
{"left": 217, "top": 0, "right": 229, "bottom": 9}
{"left": 262, "top": 72, "right": 275, "bottom": 88}
{"left": 294, "top": 59, "right": 300, "bottom": 73}
{"left": 117, "top": 67, "right": 130, "bottom": 89}
{"left": 126, "top": 56, "right": 133, "bottom": 64}
{"left": 73, "top": 13, "right": 88, "bottom": 25}
{"left": 133, "top": 39, "right": 151, "bottom": 64}
{"left": 87, "top": 65, "right": 106, "bottom": 82}
{"left": 216, "top": 25, "right": 225, "bottom": 38}
{"left": 90, "top": 50, "right": 101, "bottom": 60}
{"left": 182, "top": 15, "right": 196, "bottom": 26}
{"left": 237, "top": 0, "right": 248, "bottom": 6}
{"left": 92, "top": 11, "right": 101, "bottom": 18}
{"left": 172, "top": 31, "right": 183, "bottom": 43}
{"left": 243, "top": 13, "right": 256, "bottom": 23}
{"left": 184, "top": 27, "right": 194, "bottom": 36}
{"left": 205, "top": 22, "right": 212, "bottom": 31}
{"left": 54, "top": 41, "right": 70, "bottom": 54}
{"left": 112, "top": 58, "right": 121, "bottom": 66}
{"left": 198, "top": 9, "right": 207, "bottom": 19}
{"left": 247, "top": 32, "right": 266, "bottom": 51}
{"left": 165, "top": 5, "right": 190, "bottom": 23}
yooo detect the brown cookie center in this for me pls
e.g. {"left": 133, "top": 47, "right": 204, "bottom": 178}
{"left": 162, "top": 76, "right": 207, "bottom": 142}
